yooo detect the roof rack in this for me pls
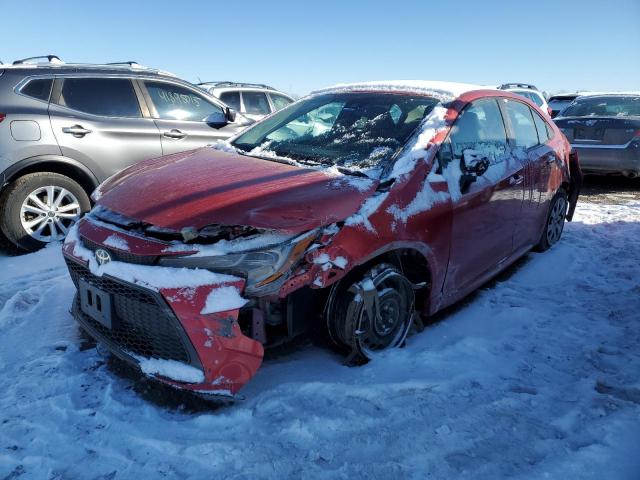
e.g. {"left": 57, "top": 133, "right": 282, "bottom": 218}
{"left": 197, "top": 81, "right": 276, "bottom": 90}
{"left": 13, "top": 55, "right": 63, "bottom": 65}
{"left": 498, "top": 83, "right": 539, "bottom": 91}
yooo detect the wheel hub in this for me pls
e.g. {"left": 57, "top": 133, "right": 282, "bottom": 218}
{"left": 20, "top": 186, "right": 82, "bottom": 243}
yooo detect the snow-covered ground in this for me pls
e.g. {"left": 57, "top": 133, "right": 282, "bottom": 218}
{"left": 1, "top": 198, "right": 639, "bottom": 480}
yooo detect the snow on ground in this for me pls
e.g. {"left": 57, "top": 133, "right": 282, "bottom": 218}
{"left": 1, "top": 199, "right": 639, "bottom": 479}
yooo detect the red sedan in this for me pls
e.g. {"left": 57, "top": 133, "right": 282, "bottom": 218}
{"left": 62, "top": 81, "right": 582, "bottom": 397}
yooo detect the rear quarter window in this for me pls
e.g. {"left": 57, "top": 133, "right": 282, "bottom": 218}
{"left": 531, "top": 110, "right": 552, "bottom": 143}
{"left": 20, "top": 78, "right": 53, "bottom": 102}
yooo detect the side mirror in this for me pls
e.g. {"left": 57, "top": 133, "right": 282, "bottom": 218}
{"left": 204, "top": 111, "right": 229, "bottom": 129}
{"left": 225, "top": 107, "right": 237, "bottom": 122}
{"left": 460, "top": 150, "right": 490, "bottom": 194}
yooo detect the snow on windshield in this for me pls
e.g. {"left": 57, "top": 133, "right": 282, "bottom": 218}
{"left": 231, "top": 92, "right": 441, "bottom": 179}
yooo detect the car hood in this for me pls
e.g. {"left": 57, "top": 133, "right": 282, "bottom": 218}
{"left": 96, "top": 148, "right": 378, "bottom": 233}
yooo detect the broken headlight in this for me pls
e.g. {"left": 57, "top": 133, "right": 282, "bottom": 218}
{"left": 158, "top": 230, "right": 317, "bottom": 294}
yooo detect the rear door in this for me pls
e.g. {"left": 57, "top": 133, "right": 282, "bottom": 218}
{"left": 443, "top": 98, "right": 525, "bottom": 294}
{"left": 140, "top": 79, "right": 244, "bottom": 155}
{"left": 502, "top": 98, "right": 557, "bottom": 248}
{"left": 49, "top": 76, "right": 162, "bottom": 181}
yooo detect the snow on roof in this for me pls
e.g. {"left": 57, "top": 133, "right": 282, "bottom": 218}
{"left": 311, "top": 80, "right": 486, "bottom": 101}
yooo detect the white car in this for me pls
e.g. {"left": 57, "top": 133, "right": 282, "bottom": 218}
{"left": 498, "top": 83, "right": 551, "bottom": 116}
{"left": 197, "top": 82, "right": 294, "bottom": 122}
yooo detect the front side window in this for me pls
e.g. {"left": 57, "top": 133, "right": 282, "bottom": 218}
{"left": 145, "top": 81, "right": 223, "bottom": 121}
{"left": 560, "top": 95, "right": 640, "bottom": 118}
{"left": 232, "top": 92, "right": 439, "bottom": 177}
{"left": 219, "top": 91, "right": 241, "bottom": 111}
{"left": 242, "top": 91, "right": 271, "bottom": 115}
{"left": 448, "top": 98, "right": 509, "bottom": 162}
{"left": 20, "top": 78, "right": 53, "bottom": 102}
{"left": 59, "top": 78, "right": 141, "bottom": 117}
{"left": 504, "top": 99, "right": 539, "bottom": 149}
{"left": 270, "top": 93, "right": 293, "bottom": 111}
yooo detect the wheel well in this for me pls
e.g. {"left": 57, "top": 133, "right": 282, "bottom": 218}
{"left": 349, "top": 248, "right": 432, "bottom": 313}
{"left": 5, "top": 161, "right": 98, "bottom": 196}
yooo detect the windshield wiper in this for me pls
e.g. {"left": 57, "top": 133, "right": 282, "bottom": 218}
{"left": 335, "top": 166, "right": 370, "bottom": 178}
{"left": 235, "top": 149, "right": 298, "bottom": 167}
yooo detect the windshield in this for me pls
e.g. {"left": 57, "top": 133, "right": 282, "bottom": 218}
{"left": 560, "top": 95, "right": 640, "bottom": 118}
{"left": 231, "top": 92, "right": 440, "bottom": 178}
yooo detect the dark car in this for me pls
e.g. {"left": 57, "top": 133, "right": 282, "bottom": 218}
{"left": 62, "top": 81, "right": 582, "bottom": 398}
{"left": 0, "top": 55, "right": 248, "bottom": 252}
{"left": 548, "top": 93, "right": 580, "bottom": 118}
{"left": 554, "top": 94, "right": 640, "bottom": 177}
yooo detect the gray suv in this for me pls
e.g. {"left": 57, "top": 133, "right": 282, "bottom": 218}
{"left": 0, "top": 56, "right": 248, "bottom": 252}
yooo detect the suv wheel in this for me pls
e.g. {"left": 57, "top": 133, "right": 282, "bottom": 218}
{"left": 0, "top": 172, "right": 90, "bottom": 252}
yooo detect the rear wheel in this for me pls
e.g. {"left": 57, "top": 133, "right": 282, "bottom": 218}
{"left": 535, "top": 189, "right": 568, "bottom": 252}
{"left": 0, "top": 172, "right": 90, "bottom": 253}
{"left": 325, "top": 263, "right": 415, "bottom": 362}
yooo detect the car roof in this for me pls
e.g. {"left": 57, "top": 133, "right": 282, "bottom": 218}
{"left": 311, "top": 80, "right": 487, "bottom": 101}
{"left": 0, "top": 59, "right": 178, "bottom": 79}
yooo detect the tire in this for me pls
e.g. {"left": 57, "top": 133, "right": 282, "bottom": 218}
{"left": 325, "top": 263, "right": 415, "bottom": 362}
{"left": 535, "top": 189, "right": 568, "bottom": 252}
{"left": 0, "top": 172, "right": 90, "bottom": 253}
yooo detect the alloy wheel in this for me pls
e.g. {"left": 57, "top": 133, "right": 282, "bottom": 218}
{"left": 20, "top": 186, "right": 82, "bottom": 242}
{"left": 546, "top": 196, "right": 567, "bottom": 246}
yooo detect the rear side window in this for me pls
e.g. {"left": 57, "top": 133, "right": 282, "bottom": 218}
{"left": 270, "top": 93, "right": 292, "bottom": 111}
{"left": 144, "top": 81, "right": 223, "bottom": 121}
{"left": 448, "top": 98, "right": 509, "bottom": 160}
{"left": 504, "top": 100, "right": 539, "bottom": 149}
{"left": 20, "top": 78, "right": 53, "bottom": 102}
{"left": 59, "top": 78, "right": 141, "bottom": 117}
{"left": 219, "top": 91, "right": 241, "bottom": 111}
{"left": 242, "top": 91, "right": 270, "bottom": 115}
{"left": 531, "top": 110, "right": 552, "bottom": 143}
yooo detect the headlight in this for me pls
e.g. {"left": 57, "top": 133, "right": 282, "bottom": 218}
{"left": 158, "top": 230, "right": 317, "bottom": 294}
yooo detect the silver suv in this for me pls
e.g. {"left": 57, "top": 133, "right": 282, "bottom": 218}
{"left": 0, "top": 56, "right": 249, "bottom": 252}
{"left": 197, "top": 82, "right": 294, "bottom": 122}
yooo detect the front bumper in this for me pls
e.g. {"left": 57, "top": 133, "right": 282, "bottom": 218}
{"left": 572, "top": 141, "right": 640, "bottom": 175}
{"left": 63, "top": 220, "right": 264, "bottom": 397}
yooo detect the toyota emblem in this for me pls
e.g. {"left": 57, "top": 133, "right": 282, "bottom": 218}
{"left": 95, "top": 248, "right": 112, "bottom": 266}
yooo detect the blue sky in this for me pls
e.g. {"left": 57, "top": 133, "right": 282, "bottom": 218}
{"left": 2, "top": 0, "right": 638, "bottom": 96}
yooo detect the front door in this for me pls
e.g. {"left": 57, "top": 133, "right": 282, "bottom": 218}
{"left": 140, "top": 79, "right": 244, "bottom": 155}
{"left": 49, "top": 77, "right": 162, "bottom": 181}
{"left": 441, "top": 98, "right": 525, "bottom": 295}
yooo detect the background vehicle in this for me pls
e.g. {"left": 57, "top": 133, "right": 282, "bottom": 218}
{"left": 62, "top": 81, "right": 581, "bottom": 397}
{"left": 554, "top": 93, "right": 640, "bottom": 177}
{"left": 0, "top": 55, "right": 249, "bottom": 252}
{"left": 548, "top": 93, "right": 580, "bottom": 118}
{"left": 498, "top": 83, "right": 551, "bottom": 116}
{"left": 198, "top": 81, "right": 294, "bottom": 121}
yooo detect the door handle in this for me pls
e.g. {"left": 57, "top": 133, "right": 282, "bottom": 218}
{"left": 62, "top": 125, "right": 92, "bottom": 137}
{"left": 163, "top": 129, "right": 187, "bottom": 140}
{"left": 509, "top": 174, "right": 524, "bottom": 186}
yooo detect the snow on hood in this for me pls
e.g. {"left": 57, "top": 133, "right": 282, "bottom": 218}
{"left": 312, "top": 80, "right": 485, "bottom": 101}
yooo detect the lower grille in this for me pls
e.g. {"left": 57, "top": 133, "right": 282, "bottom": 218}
{"left": 65, "top": 257, "right": 200, "bottom": 369}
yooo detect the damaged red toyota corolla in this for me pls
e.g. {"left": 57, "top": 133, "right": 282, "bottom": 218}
{"left": 62, "top": 81, "right": 582, "bottom": 398}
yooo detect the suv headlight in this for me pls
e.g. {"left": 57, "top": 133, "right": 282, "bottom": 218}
{"left": 158, "top": 230, "right": 317, "bottom": 294}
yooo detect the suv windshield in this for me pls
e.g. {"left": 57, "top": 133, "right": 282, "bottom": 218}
{"left": 231, "top": 92, "right": 439, "bottom": 177}
{"left": 560, "top": 95, "right": 640, "bottom": 118}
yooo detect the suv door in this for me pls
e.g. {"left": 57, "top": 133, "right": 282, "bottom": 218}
{"left": 502, "top": 99, "right": 555, "bottom": 248}
{"left": 48, "top": 77, "right": 162, "bottom": 181}
{"left": 440, "top": 98, "right": 525, "bottom": 294}
{"left": 140, "top": 80, "right": 243, "bottom": 155}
